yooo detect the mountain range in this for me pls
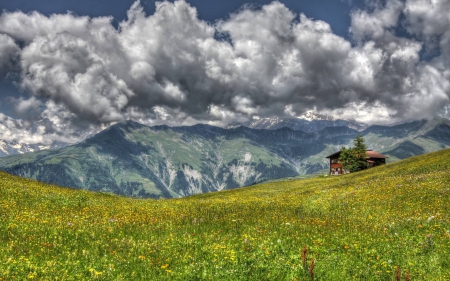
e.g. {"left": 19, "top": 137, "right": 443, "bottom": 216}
{"left": 0, "top": 139, "right": 68, "bottom": 157}
{"left": 228, "top": 113, "right": 368, "bottom": 132}
{"left": 0, "top": 117, "right": 449, "bottom": 198}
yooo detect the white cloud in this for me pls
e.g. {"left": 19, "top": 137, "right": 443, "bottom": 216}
{"left": 0, "top": 10, "right": 92, "bottom": 44}
{"left": 403, "top": 0, "right": 450, "bottom": 69}
{"left": 347, "top": 0, "right": 450, "bottom": 121}
{"left": 403, "top": 0, "right": 450, "bottom": 42}
{"left": 350, "top": 0, "right": 404, "bottom": 42}
{"left": 13, "top": 96, "right": 42, "bottom": 116}
{"left": 0, "top": 0, "right": 449, "bottom": 144}
{"left": 19, "top": 30, "right": 134, "bottom": 123}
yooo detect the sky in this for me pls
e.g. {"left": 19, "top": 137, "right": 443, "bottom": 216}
{"left": 0, "top": 0, "right": 449, "bottom": 145}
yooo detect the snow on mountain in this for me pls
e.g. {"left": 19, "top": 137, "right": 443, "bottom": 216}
{"left": 228, "top": 112, "right": 368, "bottom": 133}
{"left": 0, "top": 139, "right": 69, "bottom": 157}
{"left": 298, "top": 111, "right": 335, "bottom": 121}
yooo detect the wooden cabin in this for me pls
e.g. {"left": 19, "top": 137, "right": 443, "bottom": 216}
{"left": 325, "top": 150, "right": 388, "bottom": 175}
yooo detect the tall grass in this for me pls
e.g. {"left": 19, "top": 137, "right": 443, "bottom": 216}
{"left": 1, "top": 149, "right": 450, "bottom": 280}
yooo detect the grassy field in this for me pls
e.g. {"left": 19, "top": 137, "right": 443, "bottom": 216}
{"left": 1, "top": 149, "right": 450, "bottom": 280}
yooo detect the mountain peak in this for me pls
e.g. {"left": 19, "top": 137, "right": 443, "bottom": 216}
{"left": 228, "top": 115, "right": 367, "bottom": 133}
{"left": 0, "top": 139, "right": 69, "bottom": 157}
{"left": 298, "top": 111, "right": 334, "bottom": 121}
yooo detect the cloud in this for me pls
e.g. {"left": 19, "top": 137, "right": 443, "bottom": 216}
{"left": 348, "top": 0, "right": 450, "bottom": 121}
{"left": 0, "top": 10, "right": 92, "bottom": 44}
{"left": 12, "top": 96, "right": 42, "bottom": 117}
{"left": 350, "top": 0, "right": 404, "bottom": 42}
{"left": 0, "top": 98, "right": 110, "bottom": 145}
{"left": 0, "top": 34, "right": 20, "bottom": 75}
{"left": 403, "top": 0, "right": 450, "bottom": 46}
{"left": 0, "top": 0, "right": 449, "bottom": 144}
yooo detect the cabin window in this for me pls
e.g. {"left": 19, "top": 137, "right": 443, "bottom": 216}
{"left": 331, "top": 159, "right": 339, "bottom": 164}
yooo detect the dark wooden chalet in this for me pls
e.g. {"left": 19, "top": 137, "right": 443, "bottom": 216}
{"left": 325, "top": 150, "right": 388, "bottom": 175}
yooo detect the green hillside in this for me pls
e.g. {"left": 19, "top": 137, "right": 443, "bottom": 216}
{"left": 0, "top": 121, "right": 346, "bottom": 198}
{"left": 1, "top": 149, "right": 450, "bottom": 280}
{"left": 1, "top": 119, "right": 450, "bottom": 198}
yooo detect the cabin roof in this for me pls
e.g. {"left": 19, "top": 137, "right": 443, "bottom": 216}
{"left": 365, "top": 150, "right": 388, "bottom": 159}
{"left": 325, "top": 151, "right": 341, "bottom": 158}
{"left": 325, "top": 149, "right": 388, "bottom": 159}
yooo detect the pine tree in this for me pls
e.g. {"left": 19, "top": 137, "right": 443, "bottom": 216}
{"left": 353, "top": 134, "right": 368, "bottom": 171}
{"left": 339, "top": 134, "right": 368, "bottom": 172}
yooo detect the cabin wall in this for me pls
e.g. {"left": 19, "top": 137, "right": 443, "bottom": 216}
{"left": 330, "top": 157, "right": 343, "bottom": 175}
{"left": 367, "top": 158, "right": 386, "bottom": 167}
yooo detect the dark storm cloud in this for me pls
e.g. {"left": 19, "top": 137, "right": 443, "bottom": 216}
{"left": 0, "top": 34, "right": 20, "bottom": 75}
{"left": 0, "top": 0, "right": 449, "bottom": 143}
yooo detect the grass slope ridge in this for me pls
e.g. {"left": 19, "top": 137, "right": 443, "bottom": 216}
{"left": 1, "top": 149, "right": 450, "bottom": 280}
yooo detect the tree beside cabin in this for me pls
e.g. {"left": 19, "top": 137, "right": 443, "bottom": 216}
{"left": 325, "top": 150, "right": 388, "bottom": 175}
{"left": 340, "top": 134, "right": 368, "bottom": 172}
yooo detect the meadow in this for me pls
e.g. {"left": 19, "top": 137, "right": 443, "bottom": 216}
{"left": 1, "top": 149, "right": 450, "bottom": 280}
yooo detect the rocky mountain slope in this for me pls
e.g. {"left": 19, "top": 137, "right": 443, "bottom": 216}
{"left": 0, "top": 121, "right": 356, "bottom": 198}
{"left": 0, "top": 118, "right": 449, "bottom": 198}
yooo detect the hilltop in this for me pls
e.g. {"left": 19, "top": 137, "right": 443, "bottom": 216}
{"left": 0, "top": 148, "right": 449, "bottom": 280}
{"left": 0, "top": 118, "right": 449, "bottom": 198}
